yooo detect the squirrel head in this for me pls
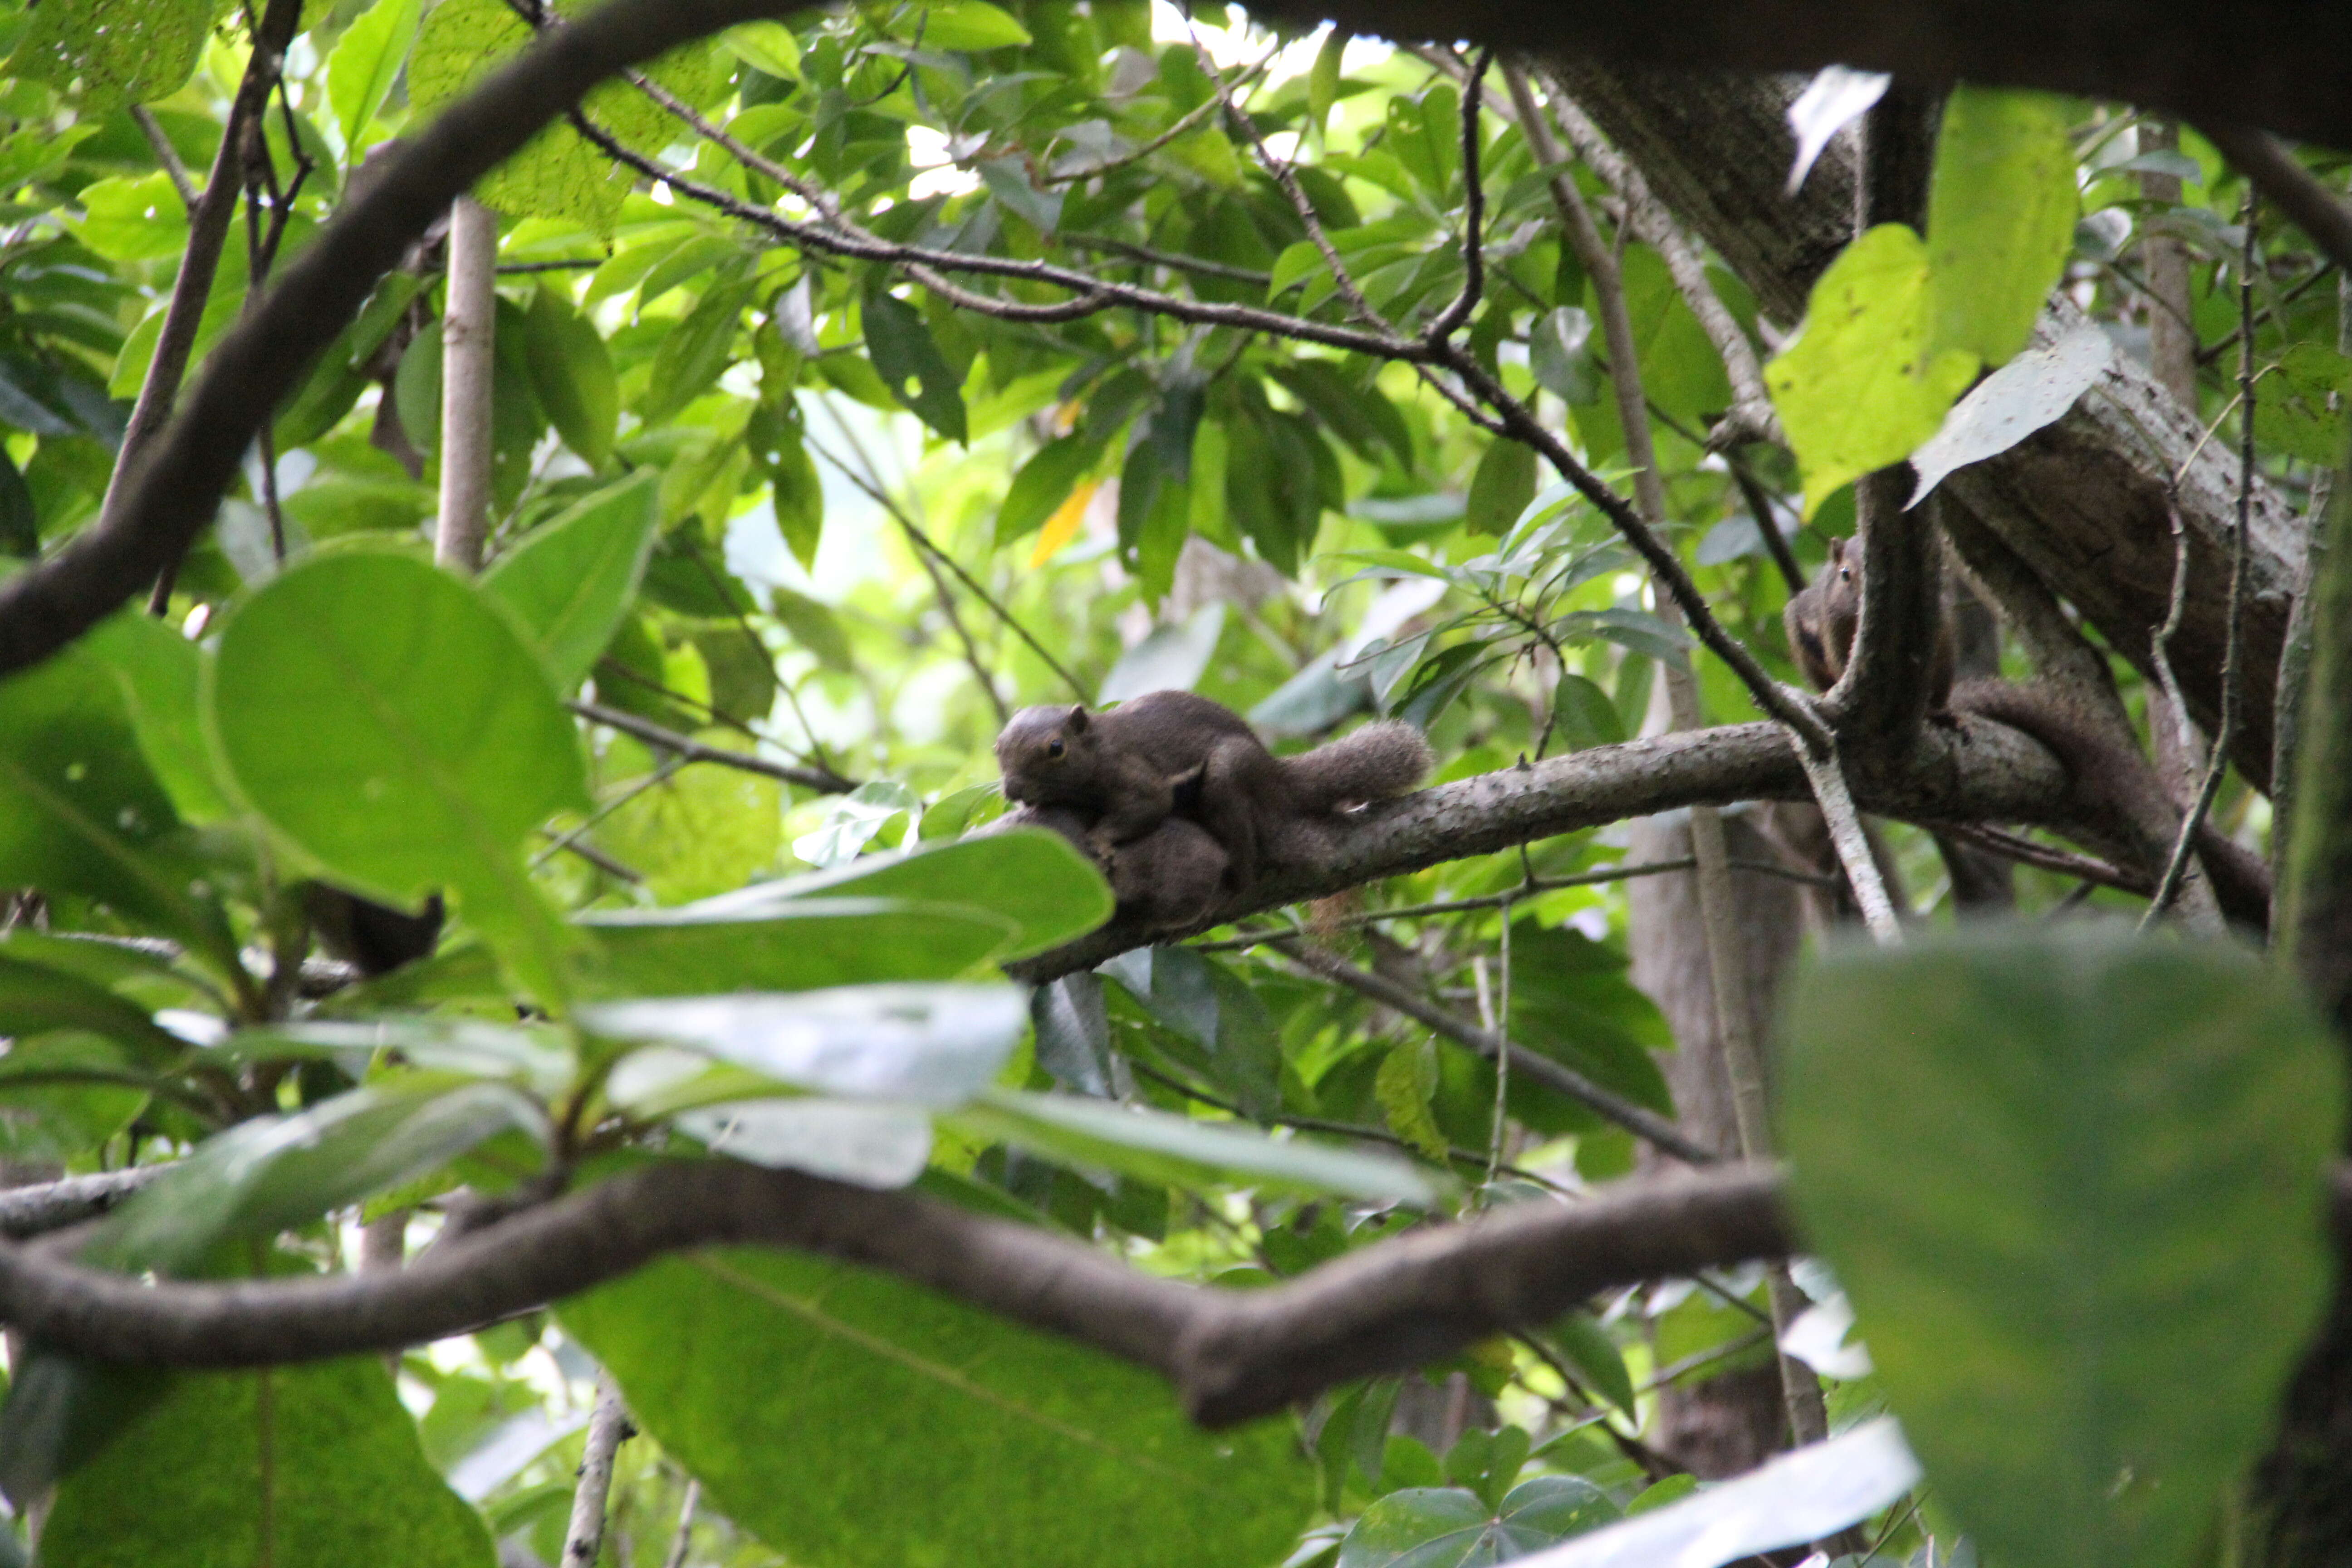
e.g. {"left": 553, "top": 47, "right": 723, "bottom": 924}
{"left": 1822, "top": 536, "right": 1860, "bottom": 607}
{"left": 995, "top": 703, "right": 1102, "bottom": 804}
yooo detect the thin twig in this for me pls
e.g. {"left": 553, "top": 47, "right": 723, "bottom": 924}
{"left": 807, "top": 422, "right": 1085, "bottom": 703}
{"left": 568, "top": 700, "right": 855, "bottom": 793}
{"left": 131, "top": 107, "right": 199, "bottom": 212}
{"left": 662, "top": 1478, "right": 700, "bottom": 1568}
{"left": 2145, "top": 194, "right": 2260, "bottom": 927}
{"left": 531, "top": 755, "right": 683, "bottom": 869}
{"left": 1044, "top": 43, "right": 1280, "bottom": 186}
{"left": 1056, "top": 234, "right": 1269, "bottom": 285}
{"left": 1272, "top": 937, "right": 1718, "bottom": 1164}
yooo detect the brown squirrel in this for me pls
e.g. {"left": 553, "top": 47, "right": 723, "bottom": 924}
{"left": 1782, "top": 535, "right": 1955, "bottom": 707}
{"left": 994, "top": 689, "right": 1432, "bottom": 892}
{"left": 996, "top": 802, "right": 1229, "bottom": 933}
{"left": 1783, "top": 545, "right": 2269, "bottom": 927}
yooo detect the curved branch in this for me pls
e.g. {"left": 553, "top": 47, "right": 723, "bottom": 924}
{"left": 0, "top": 1156, "right": 1791, "bottom": 1428}
{"left": 0, "top": 0, "right": 801, "bottom": 679}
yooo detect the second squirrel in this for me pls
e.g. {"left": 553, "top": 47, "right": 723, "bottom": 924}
{"left": 1782, "top": 537, "right": 1955, "bottom": 709}
{"left": 995, "top": 689, "right": 1432, "bottom": 892}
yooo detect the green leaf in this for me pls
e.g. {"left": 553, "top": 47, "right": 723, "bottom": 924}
{"left": 913, "top": 0, "right": 1034, "bottom": 49}
{"left": 42, "top": 1360, "right": 494, "bottom": 1568}
{"left": 1544, "top": 1310, "right": 1636, "bottom": 1415}
{"left": 207, "top": 554, "right": 589, "bottom": 1005}
{"left": 0, "top": 638, "right": 233, "bottom": 968}
{"left": 1507, "top": 920, "right": 1674, "bottom": 1122}
{"left": 1764, "top": 223, "right": 1980, "bottom": 517}
{"left": 11, "top": 0, "right": 214, "bottom": 112}
{"left": 1550, "top": 672, "right": 1625, "bottom": 751}
{"left": 524, "top": 284, "right": 618, "bottom": 467}
{"left": 721, "top": 21, "right": 801, "bottom": 79}
{"left": 995, "top": 432, "right": 1102, "bottom": 547}
{"left": 84, "top": 1075, "right": 549, "bottom": 1274}
{"left": 1781, "top": 927, "right": 2342, "bottom": 1568}
{"left": 1308, "top": 29, "right": 1347, "bottom": 137}
{"left": 770, "top": 584, "right": 853, "bottom": 671}
{"left": 586, "top": 983, "right": 1029, "bottom": 1105}
{"left": 1338, "top": 1478, "right": 1618, "bottom": 1568}
{"left": 862, "top": 281, "right": 968, "bottom": 444}
{"left": 1926, "top": 88, "right": 2078, "bottom": 367}
{"left": 327, "top": 0, "right": 422, "bottom": 157}
{"left": 1465, "top": 438, "right": 1536, "bottom": 536}
{"left": 1374, "top": 1038, "right": 1446, "bottom": 1160}
{"left": 74, "top": 610, "right": 230, "bottom": 823}
{"left": 0, "top": 952, "right": 187, "bottom": 1064}
{"left": 66, "top": 174, "right": 188, "bottom": 263}
{"left": 645, "top": 274, "right": 753, "bottom": 426}
{"left": 2254, "top": 341, "right": 2352, "bottom": 466}
{"left": 1530, "top": 306, "right": 1598, "bottom": 405}
{"left": 563, "top": 1249, "right": 1313, "bottom": 1568}
{"left": 735, "top": 828, "right": 1114, "bottom": 962}
{"left": 483, "top": 472, "right": 661, "bottom": 691}
{"left": 951, "top": 1087, "right": 1438, "bottom": 1204}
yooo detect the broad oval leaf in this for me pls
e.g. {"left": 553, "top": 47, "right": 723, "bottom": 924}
{"left": 1509, "top": 1419, "right": 1918, "bottom": 1568}
{"left": 1906, "top": 323, "right": 2110, "bottom": 506}
{"left": 673, "top": 1099, "right": 936, "bottom": 1189}
{"left": 1926, "top": 87, "right": 2078, "bottom": 366}
{"left": 207, "top": 552, "right": 588, "bottom": 1003}
{"left": 1780, "top": 927, "right": 2342, "bottom": 1568}
{"left": 683, "top": 829, "right": 1114, "bottom": 962}
{"left": 583, "top": 982, "right": 1028, "bottom": 1105}
{"left": 43, "top": 1359, "right": 493, "bottom": 1568}
{"left": 0, "top": 953, "right": 186, "bottom": 1064}
{"left": 84, "top": 1075, "right": 550, "bottom": 1274}
{"left": 482, "top": 471, "right": 661, "bottom": 691}
{"left": 951, "top": 1087, "right": 1439, "bottom": 1205}
{"left": 1339, "top": 1477, "right": 1618, "bottom": 1568}
{"left": 562, "top": 1249, "right": 1314, "bottom": 1568}
{"left": 1764, "top": 223, "right": 1980, "bottom": 517}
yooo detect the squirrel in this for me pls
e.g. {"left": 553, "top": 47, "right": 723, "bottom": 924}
{"left": 1782, "top": 535, "right": 1955, "bottom": 708}
{"left": 1783, "top": 544, "right": 2269, "bottom": 928}
{"left": 994, "top": 689, "right": 1433, "bottom": 893}
{"left": 996, "top": 802, "right": 1229, "bottom": 933}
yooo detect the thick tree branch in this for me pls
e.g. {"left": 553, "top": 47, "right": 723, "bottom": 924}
{"left": 2200, "top": 124, "right": 2352, "bottom": 280}
{"left": 1242, "top": 0, "right": 2352, "bottom": 152}
{"left": 1015, "top": 714, "right": 2076, "bottom": 981}
{"left": 0, "top": 0, "right": 802, "bottom": 679}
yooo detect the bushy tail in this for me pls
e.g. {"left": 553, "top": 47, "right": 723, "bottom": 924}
{"left": 1951, "top": 679, "right": 2268, "bottom": 927}
{"left": 1279, "top": 720, "right": 1434, "bottom": 811}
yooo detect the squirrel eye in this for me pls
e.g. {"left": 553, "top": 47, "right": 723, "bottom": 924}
{"left": 1838, "top": 567, "right": 1852, "bottom": 581}
{"left": 1047, "top": 740, "right": 1065, "bottom": 759}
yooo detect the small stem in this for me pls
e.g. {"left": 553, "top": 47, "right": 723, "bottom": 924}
{"left": 436, "top": 196, "right": 499, "bottom": 573}
{"left": 562, "top": 1372, "right": 633, "bottom": 1568}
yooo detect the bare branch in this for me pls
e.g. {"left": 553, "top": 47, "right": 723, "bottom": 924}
{"left": 2200, "top": 123, "right": 2352, "bottom": 280}
{"left": 130, "top": 107, "right": 198, "bottom": 213}
{"left": 562, "top": 1372, "right": 633, "bottom": 1568}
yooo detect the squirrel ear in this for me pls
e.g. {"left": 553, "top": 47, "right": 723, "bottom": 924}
{"left": 1826, "top": 537, "right": 1845, "bottom": 565}
{"left": 1066, "top": 704, "right": 1090, "bottom": 733}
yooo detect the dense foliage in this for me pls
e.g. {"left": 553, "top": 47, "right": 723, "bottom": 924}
{"left": 0, "top": 1, "right": 2339, "bottom": 1567}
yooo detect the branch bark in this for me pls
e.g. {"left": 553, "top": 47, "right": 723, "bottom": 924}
{"left": 1242, "top": 0, "right": 2352, "bottom": 150}
{"left": 436, "top": 196, "right": 499, "bottom": 573}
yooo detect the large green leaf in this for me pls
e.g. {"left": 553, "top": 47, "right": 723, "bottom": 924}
{"left": 207, "top": 553, "right": 589, "bottom": 1004}
{"left": 0, "top": 952, "right": 186, "bottom": 1064}
{"left": 0, "top": 634, "right": 234, "bottom": 969}
{"left": 11, "top": 0, "right": 215, "bottom": 111}
{"left": 585, "top": 983, "right": 1028, "bottom": 1104}
{"left": 1781, "top": 927, "right": 2341, "bottom": 1568}
{"left": 863, "top": 280, "right": 968, "bottom": 444}
{"left": 327, "top": 0, "right": 422, "bottom": 157}
{"left": 84, "top": 1074, "right": 549, "bottom": 1274}
{"left": 482, "top": 471, "right": 661, "bottom": 691}
{"left": 1338, "top": 1478, "right": 1617, "bottom": 1568}
{"left": 698, "top": 829, "right": 1114, "bottom": 962}
{"left": 1763, "top": 223, "right": 1980, "bottom": 517}
{"left": 1506, "top": 921, "right": 1675, "bottom": 1124}
{"left": 563, "top": 1249, "right": 1315, "bottom": 1568}
{"left": 524, "top": 284, "right": 620, "bottom": 468}
{"left": 1926, "top": 88, "right": 2078, "bottom": 367}
{"left": 348, "top": 898, "right": 1018, "bottom": 1008}
{"left": 43, "top": 1359, "right": 493, "bottom": 1568}
{"left": 949, "top": 1087, "right": 1438, "bottom": 1205}
{"left": 75, "top": 609, "right": 228, "bottom": 822}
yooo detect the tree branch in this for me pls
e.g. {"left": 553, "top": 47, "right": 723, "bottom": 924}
{"left": 567, "top": 701, "right": 854, "bottom": 794}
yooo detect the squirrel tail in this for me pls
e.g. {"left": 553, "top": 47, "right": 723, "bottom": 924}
{"left": 1951, "top": 679, "right": 2269, "bottom": 928}
{"left": 1279, "top": 720, "right": 1435, "bottom": 811}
